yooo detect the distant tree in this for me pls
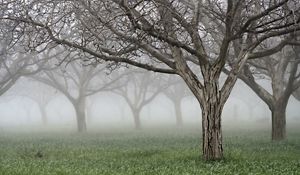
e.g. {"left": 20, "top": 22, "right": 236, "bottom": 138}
{"left": 31, "top": 83, "right": 57, "bottom": 126}
{"left": 234, "top": 46, "right": 300, "bottom": 141}
{"left": 0, "top": 22, "right": 48, "bottom": 96}
{"left": 113, "top": 70, "right": 165, "bottom": 129}
{"left": 162, "top": 75, "right": 191, "bottom": 127}
{"left": 33, "top": 58, "right": 124, "bottom": 132}
{"left": 4, "top": 78, "right": 58, "bottom": 125}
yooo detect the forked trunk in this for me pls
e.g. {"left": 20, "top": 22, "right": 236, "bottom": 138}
{"left": 180, "top": 72, "right": 227, "bottom": 160}
{"left": 176, "top": 56, "right": 238, "bottom": 160}
{"left": 271, "top": 104, "right": 286, "bottom": 141}
{"left": 199, "top": 70, "right": 227, "bottom": 161}
{"left": 174, "top": 101, "right": 183, "bottom": 127}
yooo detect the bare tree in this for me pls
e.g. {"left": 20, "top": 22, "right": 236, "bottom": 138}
{"left": 235, "top": 46, "right": 300, "bottom": 141}
{"left": 32, "top": 83, "right": 57, "bottom": 126}
{"left": 0, "top": 48, "right": 37, "bottom": 95}
{"left": 113, "top": 70, "right": 164, "bottom": 129}
{"left": 4, "top": 78, "right": 58, "bottom": 125}
{"left": 162, "top": 75, "right": 191, "bottom": 127}
{"left": 33, "top": 59, "right": 124, "bottom": 132}
{"left": 0, "top": 19, "right": 50, "bottom": 98}
{"left": 2, "top": 0, "right": 300, "bottom": 160}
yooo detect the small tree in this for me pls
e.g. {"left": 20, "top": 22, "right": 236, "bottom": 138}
{"left": 113, "top": 70, "right": 165, "bottom": 129}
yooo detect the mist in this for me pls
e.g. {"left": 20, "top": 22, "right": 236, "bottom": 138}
{"left": 1, "top": 0, "right": 300, "bottom": 170}
{"left": 0, "top": 75, "right": 299, "bottom": 133}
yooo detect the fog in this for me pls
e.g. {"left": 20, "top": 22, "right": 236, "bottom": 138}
{"left": 0, "top": 75, "right": 299, "bottom": 133}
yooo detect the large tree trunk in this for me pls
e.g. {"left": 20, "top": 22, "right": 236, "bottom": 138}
{"left": 201, "top": 93, "right": 223, "bottom": 161}
{"left": 74, "top": 98, "right": 87, "bottom": 132}
{"left": 179, "top": 68, "right": 227, "bottom": 161}
{"left": 271, "top": 103, "right": 287, "bottom": 141}
{"left": 174, "top": 101, "right": 183, "bottom": 127}
{"left": 199, "top": 69, "right": 227, "bottom": 161}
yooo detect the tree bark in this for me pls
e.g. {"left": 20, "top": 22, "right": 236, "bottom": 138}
{"left": 74, "top": 98, "right": 87, "bottom": 132}
{"left": 174, "top": 101, "right": 183, "bottom": 127}
{"left": 201, "top": 92, "right": 223, "bottom": 161}
{"left": 271, "top": 103, "right": 287, "bottom": 141}
{"left": 179, "top": 67, "right": 226, "bottom": 161}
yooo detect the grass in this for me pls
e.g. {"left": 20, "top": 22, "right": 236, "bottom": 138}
{"left": 0, "top": 127, "right": 300, "bottom": 175}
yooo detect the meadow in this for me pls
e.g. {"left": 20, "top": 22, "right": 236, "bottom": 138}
{"left": 0, "top": 126, "right": 300, "bottom": 175}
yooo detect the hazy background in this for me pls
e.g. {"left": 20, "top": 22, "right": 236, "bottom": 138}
{"left": 0, "top": 76, "right": 299, "bottom": 133}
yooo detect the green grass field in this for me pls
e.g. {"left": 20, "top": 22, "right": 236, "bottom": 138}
{"left": 0, "top": 127, "right": 300, "bottom": 175}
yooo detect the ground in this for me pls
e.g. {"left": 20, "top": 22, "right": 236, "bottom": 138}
{"left": 0, "top": 126, "right": 299, "bottom": 175}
